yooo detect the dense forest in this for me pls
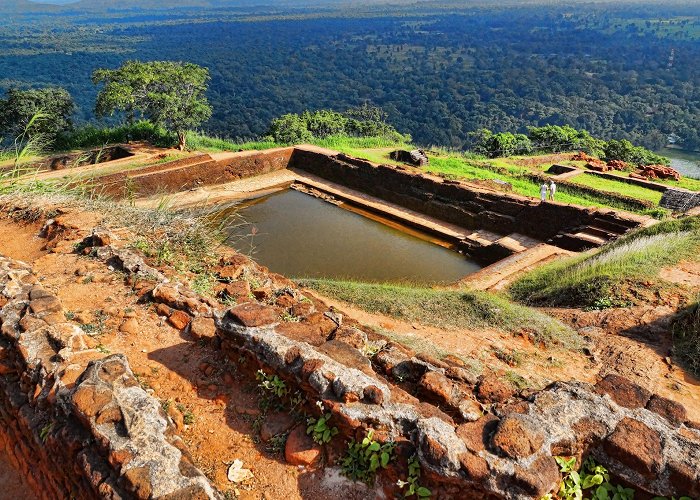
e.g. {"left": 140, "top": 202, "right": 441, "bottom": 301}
{"left": 1, "top": 0, "right": 699, "bottom": 150}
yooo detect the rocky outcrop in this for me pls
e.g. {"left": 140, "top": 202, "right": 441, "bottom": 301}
{"left": 0, "top": 255, "right": 217, "bottom": 499}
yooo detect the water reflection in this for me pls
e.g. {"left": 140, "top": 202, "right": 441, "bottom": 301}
{"left": 218, "top": 189, "right": 481, "bottom": 284}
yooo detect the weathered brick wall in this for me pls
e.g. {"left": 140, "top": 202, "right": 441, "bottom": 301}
{"left": 100, "top": 147, "right": 294, "bottom": 198}
{"left": 0, "top": 255, "right": 217, "bottom": 499}
{"left": 290, "top": 149, "right": 648, "bottom": 243}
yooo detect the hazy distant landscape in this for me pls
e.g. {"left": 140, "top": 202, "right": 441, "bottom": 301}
{"left": 2, "top": 0, "right": 700, "bottom": 150}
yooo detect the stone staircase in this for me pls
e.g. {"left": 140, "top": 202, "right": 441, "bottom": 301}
{"left": 549, "top": 213, "right": 645, "bottom": 251}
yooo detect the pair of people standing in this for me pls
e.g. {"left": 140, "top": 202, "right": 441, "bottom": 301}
{"left": 540, "top": 180, "right": 557, "bottom": 202}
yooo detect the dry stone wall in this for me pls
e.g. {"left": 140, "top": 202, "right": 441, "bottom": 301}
{"left": 214, "top": 305, "right": 700, "bottom": 499}
{"left": 0, "top": 255, "right": 218, "bottom": 499}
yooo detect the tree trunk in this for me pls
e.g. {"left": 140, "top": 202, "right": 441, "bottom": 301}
{"left": 177, "top": 131, "right": 186, "bottom": 151}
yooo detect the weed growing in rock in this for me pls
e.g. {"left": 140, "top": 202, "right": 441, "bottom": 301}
{"left": 255, "top": 370, "right": 287, "bottom": 399}
{"left": 39, "top": 423, "right": 53, "bottom": 443}
{"left": 341, "top": 430, "right": 396, "bottom": 484}
{"left": 176, "top": 403, "right": 195, "bottom": 425}
{"left": 543, "top": 457, "right": 635, "bottom": 500}
{"left": 95, "top": 343, "right": 110, "bottom": 354}
{"left": 279, "top": 310, "right": 301, "bottom": 323}
{"left": 493, "top": 347, "right": 525, "bottom": 367}
{"left": 306, "top": 411, "right": 339, "bottom": 445}
{"left": 266, "top": 431, "right": 290, "bottom": 455}
{"left": 504, "top": 371, "right": 529, "bottom": 390}
{"left": 397, "top": 454, "right": 431, "bottom": 498}
{"left": 190, "top": 272, "right": 217, "bottom": 296}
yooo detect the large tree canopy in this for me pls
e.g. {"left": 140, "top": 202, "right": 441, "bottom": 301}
{"left": 92, "top": 61, "right": 212, "bottom": 150}
{"left": 0, "top": 87, "right": 74, "bottom": 146}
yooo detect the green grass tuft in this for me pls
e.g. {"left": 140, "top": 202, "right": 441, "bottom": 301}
{"left": 510, "top": 216, "right": 700, "bottom": 308}
{"left": 299, "top": 279, "right": 581, "bottom": 349}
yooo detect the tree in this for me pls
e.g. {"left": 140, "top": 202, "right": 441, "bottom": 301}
{"left": 468, "top": 129, "right": 531, "bottom": 158}
{"left": 92, "top": 61, "right": 212, "bottom": 150}
{"left": 268, "top": 113, "right": 313, "bottom": 143}
{"left": 0, "top": 87, "right": 74, "bottom": 147}
{"left": 302, "top": 110, "right": 348, "bottom": 138}
{"left": 603, "top": 139, "right": 669, "bottom": 166}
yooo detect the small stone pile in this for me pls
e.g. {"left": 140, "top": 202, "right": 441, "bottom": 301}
{"left": 633, "top": 164, "right": 681, "bottom": 181}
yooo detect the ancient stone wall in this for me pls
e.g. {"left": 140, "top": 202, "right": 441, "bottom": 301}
{"left": 213, "top": 303, "right": 700, "bottom": 499}
{"left": 289, "top": 149, "right": 648, "bottom": 244}
{"left": 0, "top": 255, "right": 217, "bottom": 499}
{"left": 660, "top": 188, "right": 700, "bottom": 212}
{"left": 100, "top": 148, "right": 294, "bottom": 198}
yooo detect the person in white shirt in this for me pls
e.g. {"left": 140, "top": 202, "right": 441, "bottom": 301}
{"left": 540, "top": 182, "right": 549, "bottom": 202}
{"left": 549, "top": 180, "right": 557, "bottom": 201}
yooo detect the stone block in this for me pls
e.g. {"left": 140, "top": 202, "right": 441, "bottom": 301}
{"left": 604, "top": 417, "right": 662, "bottom": 478}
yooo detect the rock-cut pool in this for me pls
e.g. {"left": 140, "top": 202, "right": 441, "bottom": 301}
{"left": 218, "top": 189, "right": 481, "bottom": 284}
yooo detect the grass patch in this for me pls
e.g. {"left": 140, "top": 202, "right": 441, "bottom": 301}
{"left": 424, "top": 155, "right": 656, "bottom": 214}
{"left": 186, "top": 131, "right": 409, "bottom": 155}
{"left": 673, "top": 299, "right": 700, "bottom": 377}
{"left": 510, "top": 216, "right": 700, "bottom": 308}
{"left": 568, "top": 173, "right": 663, "bottom": 204}
{"left": 186, "top": 132, "right": 279, "bottom": 152}
{"left": 299, "top": 279, "right": 581, "bottom": 349}
{"left": 56, "top": 121, "right": 175, "bottom": 151}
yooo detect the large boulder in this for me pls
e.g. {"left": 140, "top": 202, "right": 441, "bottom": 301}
{"left": 389, "top": 149, "right": 429, "bottom": 167}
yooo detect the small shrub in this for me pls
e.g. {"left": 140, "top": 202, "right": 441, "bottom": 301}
{"left": 176, "top": 403, "right": 195, "bottom": 425}
{"left": 341, "top": 430, "right": 396, "bottom": 484}
{"left": 39, "top": 423, "right": 53, "bottom": 443}
{"left": 306, "top": 412, "right": 339, "bottom": 444}
{"left": 256, "top": 370, "right": 288, "bottom": 412}
{"left": 397, "top": 454, "right": 432, "bottom": 498}
{"left": 542, "top": 457, "right": 634, "bottom": 500}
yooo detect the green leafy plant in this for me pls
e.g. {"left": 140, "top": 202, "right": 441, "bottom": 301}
{"left": 397, "top": 454, "right": 431, "bottom": 498}
{"left": 542, "top": 457, "right": 635, "bottom": 500}
{"left": 256, "top": 370, "right": 288, "bottom": 412}
{"left": 306, "top": 412, "right": 339, "bottom": 445}
{"left": 266, "top": 431, "right": 290, "bottom": 454}
{"left": 256, "top": 370, "right": 288, "bottom": 397}
{"left": 341, "top": 430, "right": 396, "bottom": 484}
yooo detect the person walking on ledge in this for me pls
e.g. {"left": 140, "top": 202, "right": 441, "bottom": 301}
{"left": 549, "top": 179, "right": 557, "bottom": 201}
{"left": 540, "top": 182, "right": 549, "bottom": 202}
